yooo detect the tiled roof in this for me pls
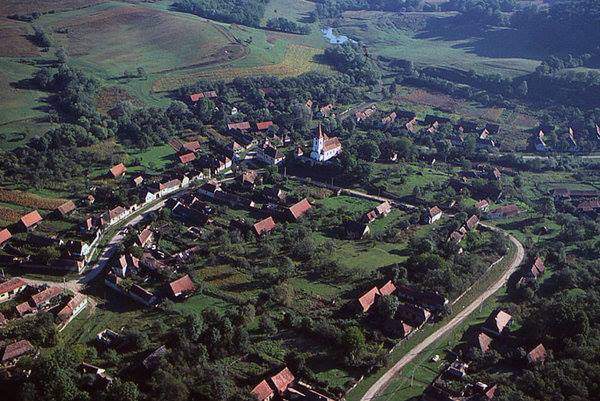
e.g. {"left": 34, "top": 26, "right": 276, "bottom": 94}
{"left": 179, "top": 152, "right": 196, "bottom": 164}
{"left": 0, "top": 228, "right": 12, "bottom": 245}
{"left": 0, "top": 277, "right": 27, "bottom": 296}
{"left": 228, "top": 121, "right": 251, "bottom": 131}
{"left": 30, "top": 286, "right": 62, "bottom": 308}
{"left": 57, "top": 200, "right": 76, "bottom": 216}
{"left": 527, "top": 343, "right": 547, "bottom": 364}
{"left": 251, "top": 380, "right": 274, "bottom": 401}
{"left": 2, "top": 339, "right": 34, "bottom": 363}
{"left": 358, "top": 287, "right": 381, "bottom": 312}
{"left": 168, "top": 274, "right": 196, "bottom": 297}
{"left": 379, "top": 280, "right": 396, "bottom": 296}
{"left": 256, "top": 121, "right": 274, "bottom": 130}
{"left": 270, "top": 367, "right": 295, "bottom": 394}
{"left": 20, "top": 210, "right": 43, "bottom": 228}
{"left": 109, "top": 163, "right": 126, "bottom": 178}
{"left": 253, "top": 217, "right": 276, "bottom": 236}
{"left": 287, "top": 198, "right": 311, "bottom": 220}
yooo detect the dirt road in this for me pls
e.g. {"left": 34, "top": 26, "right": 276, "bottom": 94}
{"left": 358, "top": 223, "right": 524, "bottom": 401}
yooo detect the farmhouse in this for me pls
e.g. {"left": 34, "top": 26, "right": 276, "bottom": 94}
{"left": 251, "top": 380, "right": 274, "bottom": 401}
{"left": 106, "top": 206, "right": 128, "bottom": 225}
{"left": 253, "top": 217, "right": 276, "bottom": 236}
{"left": 357, "top": 287, "right": 380, "bottom": 313}
{"left": 115, "top": 254, "right": 140, "bottom": 277}
{"left": 179, "top": 152, "right": 196, "bottom": 164}
{"left": 355, "top": 106, "right": 376, "bottom": 122}
{"left": 153, "top": 179, "right": 181, "bottom": 197}
{"left": 428, "top": 206, "right": 443, "bottom": 224}
{"left": 381, "top": 111, "right": 397, "bottom": 125}
{"left": 379, "top": 280, "right": 396, "bottom": 296}
{"left": 239, "top": 170, "right": 259, "bottom": 188}
{"left": 396, "top": 304, "right": 431, "bottom": 327}
{"left": 527, "top": 344, "right": 547, "bottom": 365}
{"left": 168, "top": 274, "right": 196, "bottom": 299}
{"left": 286, "top": 198, "right": 312, "bottom": 221}
{"left": 0, "top": 277, "right": 28, "bottom": 303}
{"left": 137, "top": 227, "right": 154, "bottom": 248}
{"left": 269, "top": 367, "right": 295, "bottom": 396}
{"left": 31, "top": 286, "right": 63, "bottom": 309}
{"left": 56, "top": 294, "right": 88, "bottom": 326}
{"left": 189, "top": 91, "right": 217, "bottom": 102}
{"left": 256, "top": 143, "right": 285, "bottom": 165}
{"left": 487, "top": 204, "right": 520, "bottom": 219}
{"left": 109, "top": 163, "right": 127, "bottom": 178}
{"left": 198, "top": 180, "right": 222, "bottom": 198}
{"left": 483, "top": 309, "right": 512, "bottom": 336}
{"left": 129, "top": 284, "right": 157, "bottom": 307}
{"left": 310, "top": 125, "right": 342, "bottom": 162}
{"left": 56, "top": 200, "right": 76, "bottom": 217}
{"left": 528, "top": 257, "right": 545, "bottom": 279}
{"left": 345, "top": 220, "right": 370, "bottom": 239}
{"left": 0, "top": 228, "right": 12, "bottom": 247}
{"left": 477, "top": 332, "right": 493, "bottom": 353}
{"left": 256, "top": 121, "right": 274, "bottom": 131}
{"left": 228, "top": 121, "right": 251, "bottom": 131}
{"left": 466, "top": 215, "right": 479, "bottom": 230}
{"left": 2, "top": 340, "right": 35, "bottom": 366}
{"left": 19, "top": 210, "right": 43, "bottom": 231}
{"left": 475, "top": 199, "right": 490, "bottom": 211}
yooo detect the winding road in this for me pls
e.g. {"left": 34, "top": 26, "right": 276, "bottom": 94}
{"left": 358, "top": 223, "right": 525, "bottom": 401}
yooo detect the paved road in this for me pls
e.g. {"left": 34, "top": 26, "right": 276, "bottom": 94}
{"left": 358, "top": 223, "right": 525, "bottom": 401}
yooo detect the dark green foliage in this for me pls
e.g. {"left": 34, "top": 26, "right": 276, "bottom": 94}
{"left": 266, "top": 17, "right": 310, "bottom": 34}
{"left": 324, "top": 42, "right": 381, "bottom": 85}
{"left": 172, "top": 0, "right": 269, "bottom": 27}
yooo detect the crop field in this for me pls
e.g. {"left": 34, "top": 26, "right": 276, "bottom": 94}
{"left": 0, "top": 188, "right": 68, "bottom": 210}
{"left": 152, "top": 44, "right": 330, "bottom": 90}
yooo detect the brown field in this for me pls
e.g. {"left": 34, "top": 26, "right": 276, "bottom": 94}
{"left": 480, "top": 107, "right": 505, "bottom": 122}
{"left": 96, "top": 86, "right": 144, "bottom": 113}
{"left": 0, "top": 206, "right": 23, "bottom": 224}
{"left": 0, "top": 189, "right": 68, "bottom": 210}
{"left": 0, "top": 0, "right": 105, "bottom": 16}
{"left": 398, "top": 89, "right": 463, "bottom": 112}
{"left": 511, "top": 112, "right": 538, "bottom": 128}
{"left": 0, "top": 19, "right": 40, "bottom": 57}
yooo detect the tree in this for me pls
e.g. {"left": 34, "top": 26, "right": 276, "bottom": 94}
{"left": 358, "top": 141, "right": 381, "bottom": 162}
{"left": 376, "top": 295, "right": 399, "bottom": 321}
{"left": 103, "top": 380, "right": 140, "bottom": 401}
{"left": 55, "top": 47, "right": 68, "bottom": 64}
{"left": 540, "top": 196, "right": 556, "bottom": 216}
{"left": 341, "top": 326, "right": 365, "bottom": 358}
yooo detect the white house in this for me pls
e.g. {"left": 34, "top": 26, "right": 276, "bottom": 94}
{"left": 428, "top": 206, "right": 443, "bottom": 224}
{"left": 256, "top": 142, "right": 285, "bottom": 165}
{"left": 310, "top": 125, "right": 342, "bottom": 162}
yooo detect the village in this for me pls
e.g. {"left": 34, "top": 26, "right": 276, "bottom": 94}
{"left": 0, "top": 86, "right": 598, "bottom": 401}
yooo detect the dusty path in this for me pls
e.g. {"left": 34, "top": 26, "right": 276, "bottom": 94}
{"left": 358, "top": 223, "right": 524, "bottom": 401}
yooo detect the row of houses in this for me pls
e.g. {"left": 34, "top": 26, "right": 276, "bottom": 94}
{"left": 250, "top": 367, "right": 334, "bottom": 401}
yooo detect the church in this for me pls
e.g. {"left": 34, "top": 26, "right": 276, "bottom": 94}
{"left": 310, "top": 125, "right": 342, "bottom": 162}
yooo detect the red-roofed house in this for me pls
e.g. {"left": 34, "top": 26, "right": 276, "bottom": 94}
{"left": 15, "top": 301, "right": 35, "bottom": 317}
{"left": 190, "top": 93, "right": 204, "bottom": 102}
{"left": 179, "top": 152, "right": 196, "bottom": 164}
{"left": 477, "top": 332, "right": 493, "bottom": 353}
{"left": 30, "top": 286, "right": 62, "bottom": 309}
{"left": 2, "top": 340, "right": 35, "bottom": 365}
{"left": 228, "top": 121, "right": 251, "bottom": 131}
{"left": 358, "top": 287, "right": 381, "bottom": 313}
{"left": 428, "top": 206, "right": 443, "bottom": 224}
{"left": 168, "top": 274, "right": 197, "bottom": 299}
{"left": 183, "top": 140, "right": 201, "bottom": 153}
{"left": 269, "top": 367, "right": 295, "bottom": 396}
{"left": 466, "top": 215, "right": 479, "bottom": 230}
{"left": 137, "top": 227, "right": 154, "bottom": 248}
{"left": 487, "top": 204, "right": 520, "bottom": 219}
{"left": 529, "top": 257, "right": 545, "bottom": 279}
{"left": 56, "top": 200, "right": 76, "bottom": 217}
{"left": 310, "top": 125, "right": 342, "bottom": 162}
{"left": 484, "top": 310, "right": 512, "bottom": 336}
{"left": 527, "top": 344, "right": 547, "bottom": 365}
{"left": 475, "top": 199, "right": 490, "bottom": 211}
{"left": 0, "top": 228, "right": 12, "bottom": 247}
{"left": 379, "top": 280, "right": 396, "bottom": 296}
{"left": 0, "top": 277, "right": 27, "bottom": 303}
{"left": 20, "top": 210, "right": 43, "bottom": 231}
{"left": 253, "top": 217, "right": 276, "bottom": 236}
{"left": 375, "top": 201, "right": 392, "bottom": 217}
{"left": 57, "top": 294, "right": 88, "bottom": 326}
{"left": 256, "top": 121, "right": 274, "bottom": 131}
{"left": 109, "top": 163, "right": 126, "bottom": 178}
{"left": 251, "top": 380, "right": 274, "bottom": 401}
{"left": 286, "top": 198, "right": 311, "bottom": 221}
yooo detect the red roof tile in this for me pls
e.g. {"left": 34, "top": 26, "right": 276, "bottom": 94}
{"left": 57, "top": 200, "right": 76, "bottom": 216}
{"left": 0, "top": 228, "right": 12, "bottom": 246}
{"left": 20, "top": 210, "right": 43, "bottom": 229}
{"left": 2, "top": 339, "right": 34, "bottom": 363}
{"left": 358, "top": 287, "right": 381, "bottom": 312}
{"left": 109, "top": 163, "right": 126, "bottom": 178}
{"left": 379, "top": 280, "right": 396, "bottom": 296}
{"left": 253, "top": 217, "right": 276, "bottom": 236}
{"left": 228, "top": 121, "right": 251, "bottom": 131}
{"left": 429, "top": 206, "right": 442, "bottom": 218}
{"left": 30, "top": 286, "right": 62, "bottom": 308}
{"left": 287, "top": 198, "right": 311, "bottom": 220}
{"left": 0, "top": 277, "right": 27, "bottom": 296}
{"left": 179, "top": 152, "right": 196, "bottom": 164}
{"left": 168, "top": 274, "right": 196, "bottom": 298}
{"left": 57, "top": 294, "right": 87, "bottom": 322}
{"left": 527, "top": 343, "right": 547, "bottom": 364}
{"left": 466, "top": 215, "right": 479, "bottom": 230}
{"left": 270, "top": 367, "right": 295, "bottom": 395}
{"left": 251, "top": 380, "right": 274, "bottom": 401}
{"left": 183, "top": 140, "right": 201, "bottom": 152}
{"left": 256, "top": 121, "right": 274, "bottom": 130}
{"left": 478, "top": 332, "right": 493, "bottom": 353}
{"left": 190, "top": 93, "right": 204, "bottom": 102}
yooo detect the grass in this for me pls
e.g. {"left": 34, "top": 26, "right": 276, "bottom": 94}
{"left": 128, "top": 144, "right": 175, "bottom": 172}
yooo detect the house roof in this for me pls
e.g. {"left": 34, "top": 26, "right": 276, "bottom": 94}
{"left": 31, "top": 286, "right": 62, "bottom": 308}
{"left": 287, "top": 198, "right": 311, "bottom": 220}
{"left": 256, "top": 121, "right": 274, "bottom": 130}
{"left": 15, "top": 301, "right": 34, "bottom": 316}
{"left": 475, "top": 199, "right": 489, "bottom": 209}
{"left": 108, "top": 206, "right": 126, "bottom": 220}
{"left": 429, "top": 206, "right": 442, "bottom": 218}
{"left": 0, "top": 228, "right": 13, "bottom": 246}
{"left": 130, "top": 284, "right": 155, "bottom": 303}
{"left": 449, "top": 230, "right": 464, "bottom": 243}
{"left": 2, "top": 339, "right": 34, "bottom": 363}
{"left": 527, "top": 343, "right": 547, "bottom": 364}
{"left": 358, "top": 287, "right": 381, "bottom": 312}
{"left": 190, "top": 93, "right": 204, "bottom": 102}
{"left": 179, "top": 152, "right": 196, "bottom": 164}
{"left": 0, "top": 277, "right": 27, "bottom": 296}
{"left": 466, "top": 215, "right": 479, "bottom": 230}
{"left": 57, "top": 200, "right": 76, "bottom": 216}
{"left": 133, "top": 176, "right": 144, "bottom": 186}
{"left": 109, "top": 163, "right": 126, "bottom": 178}
{"left": 137, "top": 228, "right": 153, "bottom": 246}
{"left": 169, "top": 274, "right": 196, "bottom": 297}
{"left": 228, "top": 121, "right": 251, "bottom": 131}
{"left": 183, "top": 140, "right": 201, "bottom": 152}
{"left": 379, "top": 280, "right": 396, "bottom": 296}
{"left": 20, "top": 210, "right": 43, "bottom": 228}
{"left": 251, "top": 380, "right": 274, "bottom": 401}
{"left": 159, "top": 179, "right": 181, "bottom": 191}
{"left": 487, "top": 310, "right": 512, "bottom": 334}
{"left": 375, "top": 201, "right": 391, "bottom": 216}
{"left": 118, "top": 254, "right": 140, "bottom": 270}
{"left": 493, "top": 204, "right": 520, "bottom": 217}
{"left": 477, "top": 332, "right": 493, "bottom": 353}
{"left": 530, "top": 257, "right": 545, "bottom": 278}
{"left": 241, "top": 170, "right": 258, "bottom": 184}
{"left": 270, "top": 367, "right": 295, "bottom": 394}
{"left": 253, "top": 217, "right": 276, "bottom": 236}
{"left": 57, "top": 294, "right": 86, "bottom": 322}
